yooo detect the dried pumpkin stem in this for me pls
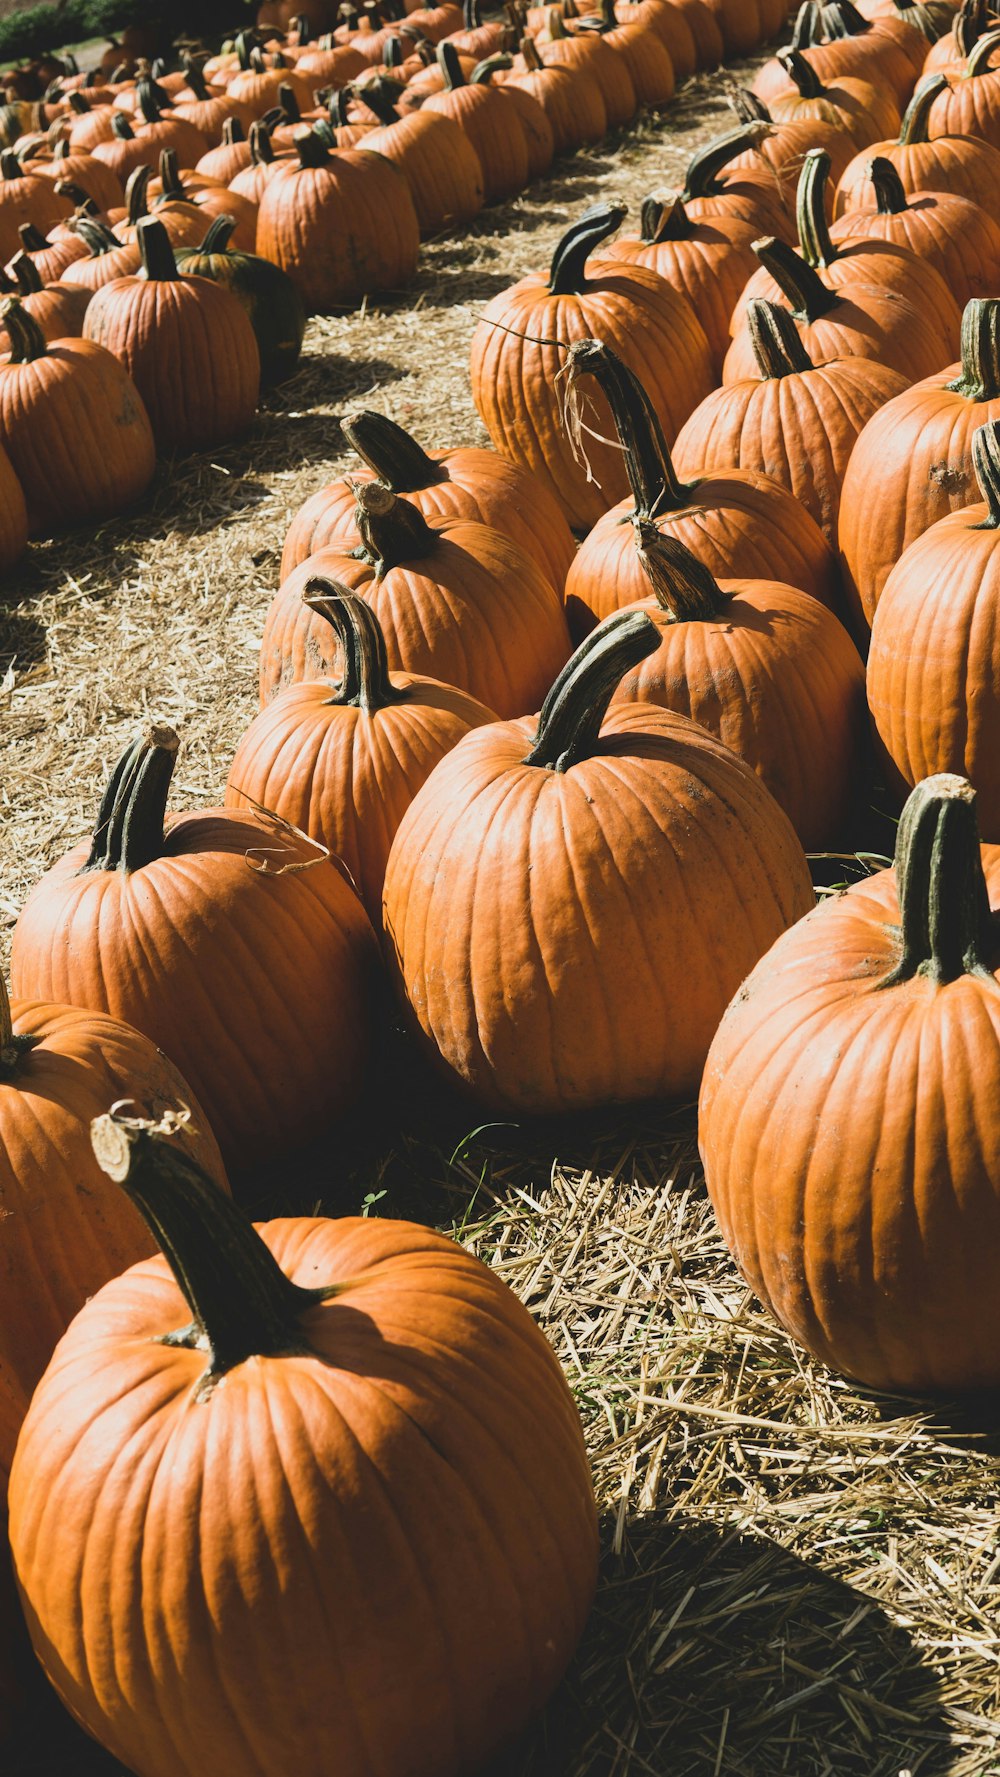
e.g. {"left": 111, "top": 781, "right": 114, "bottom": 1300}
{"left": 9, "top": 252, "right": 41, "bottom": 296}
{"left": 746, "top": 298, "right": 814, "bottom": 378}
{"left": 90, "top": 1112, "right": 333, "bottom": 1387}
{"left": 221, "top": 117, "right": 245, "bottom": 146}
{"left": 868, "top": 156, "right": 910, "bottom": 215}
{"left": 519, "top": 33, "right": 543, "bottom": 67}
{"left": 634, "top": 523, "right": 727, "bottom": 620}
{"left": 898, "top": 75, "right": 947, "bottom": 145}
{"left": 137, "top": 216, "right": 181, "bottom": 281}
{"left": 972, "top": 418, "right": 1000, "bottom": 528}
{"left": 0, "top": 973, "right": 38, "bottom": 1078}
{"left": 752, "top": 235, "right": 837, "bottom": 322}
{"left": 1, "top": 298, "right": 48, "bottom": 363}
{"left": 823, "top": 0, "right": 873, "bottom": 36}
{"left": 73, "top": 217, "right": 123, "bottom": 255}
{"left": 880, "top": 776, "right": 999, "bottom": 988}
{"left": 343, "top": 411, "right": 446, "bottom": 491}
{"left": 682, "top": 125, "right": 771, "bottom": 201}
{"left": 548, "top": 202, "right": 626, "bottom": 295}
{"left": 302, "top": 577, "right": 406, "bottom": 710}
{"left": 796, "top": 150, "right": 836, "bottom": 271}
{"left": 790, "top": 1, "right": 823, "bottom": 47}
{"left": 83, "top": 725, "right": 179, "bottom": 875}
{"left": 966, "top": 23, "right": 1000, "bottom": 74}
{"left": 776, "top": 46, "right": 825, "bottom": 97}
{"left": 278, "top": 81, "right": 302, "bottom": 122}
{"left": 947, "top": 299, "right": 1000, "bottom": 400}
{"left": 523, "top": 610, "right": 659, "bottom": 772}
{"left": 564, "top": 338, "right": 691, "bottom": 517}
{"left": 0, "top": 150, "right": 22, "bottom": 182}
{"left": 437, "top": 39, "right": 466, "bottom": 87}
{"left": 639, "top": 195, "right": 694, "bottom": 243}
{"left": 729, "top": 88, "right": 771, "bottom": 125}
{"left": 352, "top": 481, "right": 437, "bottom": 574}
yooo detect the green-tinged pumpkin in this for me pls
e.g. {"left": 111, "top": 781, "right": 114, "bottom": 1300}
{"left": 176, "top": 213, "right": 304, "bottom": 388}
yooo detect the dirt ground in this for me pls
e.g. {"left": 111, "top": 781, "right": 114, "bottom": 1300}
{"left": 3, "top": 40, "right": 1000, "bottom": 1777}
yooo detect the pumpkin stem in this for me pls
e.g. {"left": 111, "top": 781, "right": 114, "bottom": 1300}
{"left": 294, "top": 126, "right": 332, "bottom": 167}
{"left": 353, "top": 76, "right": 405, "bottom": 123}
{"left": 136, "top": 78, "right": 172, "bottom": 126}
{"left": 796, "top": 147, "right": 838, "bottom": 268}
{"left": 74, "top": 217, "right": 123, "bottom": 255}
{"left": 198, "top": 213, "right": 237, "bottom": 252}
{"left": 747, "top": 298, "right": 813, "bottom": 378}
{"left": 0, "top": 973, "right": 38, "bottom": 1079}
{"left": 137, "top": 216, "right": 180, "bottom": 282}
{"left": 776, "top": 46, "right": 824, "bottom": 98}
{"left": 8, "top": 252, "right": 42, "bottom": 296}
{"left": 0, "top": 150, "right": 22, "bottom": 182}
{"left": 966, "top": 23, "right": 1000, "bottom": 74}
{"left": 53, "top": 179, "right": 98, "bottom": 215}
{"left": 563, "top": 338, "right": 691, "bottom": 518}
{"left": 972, "top": 417, "right": 1000, "bottom": 529}
{"left": 729, "top": 88, "right": 772, "bottom": 124}
{"left": 634, "top": 523, "right": 727, "bottom": 620}
{"left": 682, "top": 125, "right": 772, "bottom": 201}
{"left": 302, "top": 577, "right": 407, "bottom": 710}
{"left": 947, "top": 299, "right": 1000, "bottom": 400}
{"left": 112, "top": 112, "right": 136, "bottom": 141}
{"left": 471, "top": 53, "right": 513, "bottom": 81}
{"left": 519, "top": 33, "right": 543, "bottom": 68}
{"left": 17, "top": 223, "right": 50, "bottom": 253}
{"left": 125, "top": 162, "right": 152, "bottom": 225}
{"left": 278, "top": 81, "right": 302, "bottom": 123}
{"left": 437, "top": 39, "right": 466, "bottom": 87}
{"left": 954, "top": 0, "right": 994, "bottom": 58}
{"left": 342, "top": 410, "right": 446, "bottom": 490}
{"left": 898, "top": 74, "right": 947, "bottom": 145}
{"left": 249, "top": 119, "right": 276, "bottom": 165}
{"left": 548, "top": 201, "right": 626, "bottom": 295}
{"left": 156, "top": 147, "right": 185, "bottom": 201}
{"left": 1, "top": 298, "right": 48, "bottom": 363}
{"left": 822, "top": 1, "right": 872, "bottom": 37}
{"left": 880, "top": 776, "right": 999, "bottom": 988}
{"left": 752, "top": 235, "right": 837, "bottom": 322}
{"left": 183, "top": 62, "right": 211, "bottom": 102}
{"left": 790, "top": 1, "right": 823, "bottom": 46}
{"left": 868, "top": 156, "right": 909, "bottom": 215}
{"left": 638, "top": 194, "right": 694, "bottom": 242}
{"left": 523, "top": 610, "right": 659, "bottom": 772}
{"left": 221, "top": 117, "right": 245, "bottom": 146}
{"left": 352, "top": 481, "right": 437, "bottom": 575}
{"left": 90, "top": 1111, "right": 331, "bottom": 1391}
{"left": 82, "top": 725, "right": 178, "bottom": 876}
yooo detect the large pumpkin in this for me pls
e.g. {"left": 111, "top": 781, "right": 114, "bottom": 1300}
{"left": 826, "top": 154, "right": 1000, "bottom": 306}
{"left": 699, "top": 772, "right": 1000, "bottom": 1394}
{"left": 10, "top": 725, "right": 380, "bottom": 1176}
{"left": 382, "top": 610, "right": 814, "bottom": 1114}
{"left": 263, "top": 482, "right": 572, "bottom": 718}
{"left": 867, "top": 417, "right": 1000, "bottom": 832}
{"left": 469, "top": 201, "right": 714, "bottom": 529}
{"left": 9, "top": 1109, "right": 599, "bottom": 1777}
{"left": 604, "top": 192, "right": 761, "bottom": 375}
{"left": 0, "top": 970, "right": 229, "bottom": 1485}
{"left": 834, "top": 71, "right": 1000, "bottom": 215}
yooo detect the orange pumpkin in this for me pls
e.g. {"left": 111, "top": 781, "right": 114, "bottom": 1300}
{"left": 604, "top": 193, "right": 761, "bottom": 374}
{"left": 835, "top": 70, "right": 1000, "bottom": 214}
{"left": 827, "top": 155, "right": 1000, "bottom": 307}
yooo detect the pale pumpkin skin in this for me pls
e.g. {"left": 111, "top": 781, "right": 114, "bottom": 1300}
{"left": 699, "top": 774, "right": 1000, "bottom": 1395}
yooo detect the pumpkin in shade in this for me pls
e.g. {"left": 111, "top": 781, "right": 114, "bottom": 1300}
{"left": 382, "top": 610, "right": 814, "bottom": 1114}
{"left": 609, "top": 526, "right": 866, "bottom": 846}
{"left": 0, "top": 970, "right": 230, "bottom": 1486}
{"left": 699, "top": 771, "right": 1000, "bottom": 1394}
{"left": 604, "top": 193, "right": 761, "bottom": 374}
{"left": 722, "top": 234, "right": 954, "bottom": 384}
{"left": 562, "top": 339, "right": 842, "bottom": 634}
{"left": 702, "top": 0, "right": 762, "bottom": 56}
{"left": 228, "top": 583, "right": 496, "bottom": 922}
{"left": 674, "top": 0, "right": 725, "bottom": 67}
{"left": 838, "top": 299, "right": 1000, "bottom": 627}
{"left": 766, "top": 45, "right": 902, "bottom": 144}
{"left": 8, "top": 1108, "right": 598, "bottom": 1777}
{"left": 867, "top": 418, "right": 1000, "bottom": 832}
{"left": 83, "top": 217, "right": 260, "bottom": 452}
{"left": 470, "top": 202, "right": 714, "bottom": 530}
{"left": 3, "top": 249, "right": 91, "bottom": 342}
{"left": 264, "top": 482, "right": 571, "bottom": 717}
{"left": 827, "top": 155, "right": 1000, "bottom": 307}
{"left": 835, "top": 72, "right": 1000, "bottom": 214}
{"left": 0, "top": 298, "right": 154, "bottom": 536}
{"left": 114, "top": 163, "right": 206, "bottom": 251}
{"left": 0, "top": 437, "right": 26, "bottom": 575}
{"left": 30, "top": 144, "right": 125, "bottom": 215}
{"left": 130, "top": 79, "right": 209, "bottom": 168}
{"left": 673, "top": 299, "right": 909, "bottom": 543}
{"left": 10, "top": 726, "right": 379, "bottom": 1176}
{"left": 282, "top": 408, "right": 576, "bottom": 593}
{"left": 176, "top": 214, "right": 304, "bottom": 389}
{"left": 255, "top": 127, "right": 419, "bottom": 312}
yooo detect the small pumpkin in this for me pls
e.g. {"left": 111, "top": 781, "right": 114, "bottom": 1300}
{"left": 11, "top": 218, "right": 87, "bottom": 283}
{"left": 176, "top": 213, "right": 304, "bottom": 388}
{"left": 382, "top": 609, "right": 814, "bottom": 1113}
{"left": 4, "top": 247, "right": 91, "bottom": 342}
{"left": 59, "top": 213, "right": 141, "bottom": 288}
{"left": 699, "top": 771, "right": 1000, "bottom": 1394}
{"left": 153, "top": 146, "right": 258, "bottom": 250}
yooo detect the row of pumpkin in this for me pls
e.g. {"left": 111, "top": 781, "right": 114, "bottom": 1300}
{"left": 6, "top": 2, "right": 1000, "bottom": 1773}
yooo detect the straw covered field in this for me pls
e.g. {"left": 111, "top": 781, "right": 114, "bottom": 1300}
{"left": 3, "top": 31, "right": 1000, "bottom": 1777}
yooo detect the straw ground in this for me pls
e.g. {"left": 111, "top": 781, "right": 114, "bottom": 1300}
{"left": 3, "top": 37, "right": 999, "bottom": 1777}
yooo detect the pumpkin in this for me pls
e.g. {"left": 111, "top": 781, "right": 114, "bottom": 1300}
{"left": 0, "top": 298, "right": 153, "bottom": 535}
{"left": 342, "top": 84, "right": 484, "bottom": 234}
{"left": 255, "top": 127, "right": 419, "bottom": 312}
{"left": 153, "top": 147, "right": 259, "bottom": 251}
{"left": 673, "top": 299, "right": 909, "bottom": 543}
{"left": 264, "top": 481, "right": 572, "bottom": 717}
{"left": 229, "top": 120, "right": 293, "bottom": 204}
{"left": 561, "top": 338, "right": 843, "bottom": 633}
{"left": 506, "top": 35, "right": 607, "bottom": 150}
{"left": 767, "top": 45, "right": 902, "bottom": 144}
{"left": 724, "top": 87, "right": 858, "bottom": 207}
{"left": 569, "top": 0, "right": 677, "bottom": 109}
{"left": 862, "top": 0, "right": 956, "bottom": 35}
{"left": 537, "top": 7, "right": 638, "bottom": 125}
{"left": 281, "top": 407, "right": 577, "bottom": 594}
{"left": 195, "top": 115, "right": 252, "bottom": 183}
{"left": 615, "top": 0, "right": 698, "bottom": 76}
{"left": 608, "top": 526, "right": 866, "bottom": 846}
{"left": 757, "top": 0, "right": 925, "bottom": 104}
{"left": 604, "top": 193, "right": 761, "bottom": 374}
{"left": 227, "top": 35, "right": 317, "bottom": 114}
{"left": 468, "top": 57, "right": 555, "bottom": 180}
{"left": 112, "top": 164, "right": 205, "bottom": 251}
{"left": 835, "top": 71, "right": 1000, "bottom": 214}
{"left": 827, "top": 155, "right": 1000, "bottom": 306}
{"left": 667, "top": 125, "right": 794, "bottom": 243}
{"left": 130, "top": 79, "right": 209, "bottom": 168}
{"left": 382, "top": 609, "right": 814, "bottom": 1113}
{"left": 10, "top": 726, "right": 380, "bottom": 1176}
{"left": 9, "top": 1107, "right": 598, "bottom": 1777}
{"left": 699, "top": 771, "right": 1000, "bottom": 1394}
{"left": 175, "top": 214, "right": 304, "bottom": 389}
{"left": 172, "top": 61, "right": 255, "bottom": 146}
{"left": 0, "top": 969, "right": 230, "bottom": 1486}
{"left": 923, "top": 0, "right": 999, "bottom": 70}
{"left": 469, "top": 202, "right": 714, "bottom": 530}
{"left": 11, "top": 218, "right": 87, "bottom": 283}
{"left": 722, "top": 234, "right": 955, "bottom": 384}
{"left": 702, "top": 0, "right": 762, "bottom": 56}
{"left": 3, "top": 248, "right": 91, "bottom": 342}
{"left": 91, "top": 111, "right": 166, "bottom": 183}
{"left": 923, "top": 22, "right": 1000, "bottom": 140}
{"left": 422, "top": 43, "right": 529, "bottom": 203}
{"left": 672, "top": 0, "right": 725, "bottom": 67}
{"left": 29, "top": 142, "right": 124, "bottom": 214}
{"left": 867, "top": 417, "right": 1000, "bottom": 830}
{"left": 59, "top": 214, "right": 142, "bottom": 288}
{"left": 229, "top": 583, "right": 496, "bottom": 921}
{"left": 838, "top": 298, "right": 1000, "bottom": 626}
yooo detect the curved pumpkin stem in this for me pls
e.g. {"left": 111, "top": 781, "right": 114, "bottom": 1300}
{"left": 73, "top": 217, "right": 123, "bottom": 255}
{"left": 156, "top": 147, "right": 186, "bottom": 201}
{"left": 91, "top": 1111, "right": 331, "bottom": 1391}
{"left": 867, "top": 156, "right": 910, "bottom": 215}
{"left": 548, "top": 202, "right": 626, "bottom": 295}
{"left": 137, "top": 216, "right": 180, "bottom": 281}
{"left": 790, "top": 1, "right": 823, "bottom": 46}
{"left": 8, "top": 252, "right": 42, "bottom": 296}
{"left": 83, "top": 725, "right": 178, "bottom": 875}
{"left": 198, "top": 213, "right": 238, "bottom": 253}
{"left": 682, "top": 125, "right": 771, "bottom": 201}
{"left": 747, "top": 298, "right": 814, "bottom": 378}
{"left": 249, "top": 119, "right": 276, "bottom": 165}
{"left": 352, "top": 480, "right": 437, "bottom": 574}
{"left": 879, "top": 776, "right": 999, "bottom": 988}
{"left": 1, "top": 297, "right": 48, "bottom": 362}
{"left": 563, "top": 338, "right": 691, "bottom": 518}
{"left": 972, "top": 417, "right": 1000, "bottom": 529}
{"left": 638, "top": 195, "right": 694, "bottom": 243}
{"left": 437, "top": 39, "right": 467, "bottom": 87}
{"left": 523, "top": 610, "right": 659, "bottom": 772}
{"left": 112, "top": 112, "right": 136, "bottom": 141}
{"left": 965, "top": 24, "right": 1000, "bottom": 75}
{"left": 221, "top": 116, "right": 245, "bottom": 146}
{"left": 634, "top": 523, "right": 727, "bottom": 621}
{"left": 752, "top": 235, "right": 837, "bottom": 323}
{"left": 776, "top": 46, "right": 826, "bottom": 98}
{"left": 729, "top": 88, "right": 771, "bottom": 125}
{"left": 796, "top": 148, "right": 838, "bottom": 269}
{"left": 471, "top": 53, "right": 513, "bottom": 82}
{"left": 136, "top": 78, "right": 174, "bottom": 126}
{"left": 343, "top": 410, "right": 446, "bottom": 491}
{"left": 302, "top": 577, "right": 407, "bottom": 710}
{"left": 898, "top": 75, "right": 947, "bottom": 146}
{"left": 125, "top": 162, "right": 153, "bottom": 225}
{"left": 822, "top": 1, "right": 874, "bottom": 37}
{"left": 947, "top": 299, "right": 1000, "bottom": 401}
{"left": 18, "top": 222, "right": 50, "bottom": 253}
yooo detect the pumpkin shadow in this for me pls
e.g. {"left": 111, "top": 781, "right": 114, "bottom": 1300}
{"left": 0, "top": 609, "right": 46, "bottom": 677}
{"left": 483, "top": 1514, "right": 953, "bottom": 1777}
